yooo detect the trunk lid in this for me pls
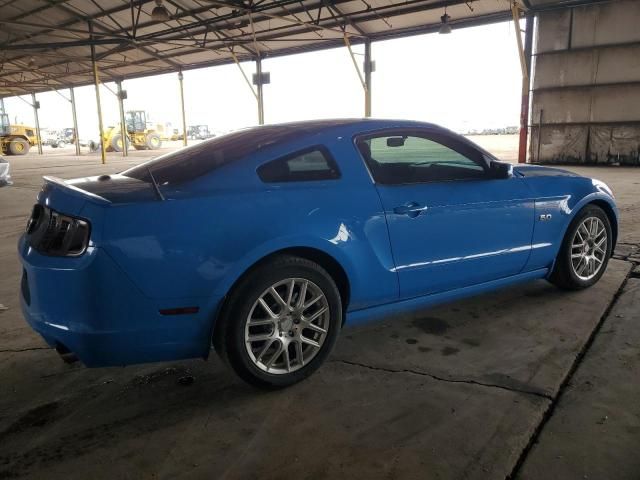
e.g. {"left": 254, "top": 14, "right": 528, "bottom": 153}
{"left": 38, "top": 176, "right": 111, "bottom": 216}
{"left": 66, "top": 174, "right": 160, "bottom": 204}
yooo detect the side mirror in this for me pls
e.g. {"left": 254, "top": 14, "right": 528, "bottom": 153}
{"left": 386, "top": 136, "right": 406, "bottom": 147}
{"left": 489, "top": 160, "right": 513, "bottom": 179}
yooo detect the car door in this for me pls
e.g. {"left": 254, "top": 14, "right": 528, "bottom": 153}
{"left": 356, "top": 129, "right": 535, "bottom": 299}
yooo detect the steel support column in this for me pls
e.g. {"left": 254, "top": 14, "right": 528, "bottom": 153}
{"left": 344, "top": 34, "right": 369, "bottom": 117}
{"left": 31, "top": 93, "right": 43, "bottom": 155}
{"left": 231, "top": 52, "right": 262, "bottom": 125}
{"left": 69, "top": 87, "right": 81, "bottom": 156}
{"left": 517, "top": 13, "right": 534, "bottom": 164}
{"left": 116, "top": 80, "right": 128, "bottom": 157}
{"left": 89, "top": 21, "right": 106, "bottom": 164}
{"left": 178, "top": 71, "right": 187, "bottom": 146}
{"left": 364, "top": 39, "right": 372, "bottom": 117}
{"left": 256, "top": 56, "right": 265, "bottom": 125}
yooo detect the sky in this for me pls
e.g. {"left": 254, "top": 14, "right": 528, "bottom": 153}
{"left": 2, "top": 20, "right": 523, "bottom": 140}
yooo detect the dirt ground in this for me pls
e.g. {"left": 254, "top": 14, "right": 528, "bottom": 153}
{"left": 465, "top": 133, "right": 521, "bottom": 162}
{"left": 0, "top": 137, "right": 639, "bottom": 479}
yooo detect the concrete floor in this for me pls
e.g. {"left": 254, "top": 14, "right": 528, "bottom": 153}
{"left": 0, "top": 145, "right": 639, "bottom": 479}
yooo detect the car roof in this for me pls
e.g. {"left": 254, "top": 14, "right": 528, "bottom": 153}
{"left": 249, "top": 118, "right": 448, "bottom": 136}
{"left": 120, "top": 118, "right": 497, "bottom": 190}
{"left": 243, "top": 119, "right": 496, "bottom": 161}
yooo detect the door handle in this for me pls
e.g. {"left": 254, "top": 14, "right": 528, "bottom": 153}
{"left": 393, "top": 202, "right": 428, "bottom": 218}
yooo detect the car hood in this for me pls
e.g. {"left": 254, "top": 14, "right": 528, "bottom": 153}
{"left": 513, "top": 165, "right": 580, "bottom": 178}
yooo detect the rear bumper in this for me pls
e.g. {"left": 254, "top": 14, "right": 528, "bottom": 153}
{"left": 18, "top": 235, "right": 221, "bottom": 367}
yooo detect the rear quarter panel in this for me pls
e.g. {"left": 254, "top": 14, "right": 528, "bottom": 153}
{"left": 99, "top": 133, "right": 398, "bottom": 313}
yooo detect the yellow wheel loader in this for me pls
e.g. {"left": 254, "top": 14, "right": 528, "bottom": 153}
{"left": 0, "top": 113, "right": 38, "bottom": 155}
{"left": 103, "top": 110, "right": 162, "bottom": 152}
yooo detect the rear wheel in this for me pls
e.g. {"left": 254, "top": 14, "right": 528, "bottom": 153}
{"left": 214, "top": 255, "right": 342, "bottom": 389}
{"left": 549, "top": 205, "right": 612, "bottom": 290}
{"left": 9, "top": 139, "right": 29, "bottom": 155}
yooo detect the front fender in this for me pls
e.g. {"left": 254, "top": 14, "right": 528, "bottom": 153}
{"left": 566, "top": 190, "right": 618, "bottom": 246}
{"left": 525, "top": 176, "right": 618, "bottom": 271}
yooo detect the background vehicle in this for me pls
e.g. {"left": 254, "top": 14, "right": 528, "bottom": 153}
{"left": 187, "top": 125, "right": 213, "bottom": 140}
{"left": 151, "top": 122, "right": 178, "bottom": 142}
{"left": 42, "top": 129, "right": 67, "bottom": 148}
{"left": 62, "top": 127, "right": 76, "bottom": 145}
{"left": 103, "top": 110, "right": 162, "bottom": 152}
{"left": 0, "top": 155, "right": 11, "bottom": 186}
{"left": 0, "top": 113, "right": 38, "bottom": 155}
{"left": 18, "top": 119, "right": 618, "bottom": 389}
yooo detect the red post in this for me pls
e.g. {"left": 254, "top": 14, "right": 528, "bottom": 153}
{"left": 518, "top": 89, "right": 530, "bottom": 164}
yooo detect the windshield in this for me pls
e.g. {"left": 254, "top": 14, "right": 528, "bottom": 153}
{"left": 121, "top": 125, "right": 305, "bottom": 186}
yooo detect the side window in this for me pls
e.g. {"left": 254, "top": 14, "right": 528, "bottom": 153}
{"left": 258, "top": 147, "right": 341, "bottom": 183}
{"left": 357, "top": 134, "right": 486, "bottom": 185}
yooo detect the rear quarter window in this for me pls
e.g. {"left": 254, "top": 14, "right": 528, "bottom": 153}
{"left": 121, "top": 126, "right": 309, "bottom": 186}
{"left": 257, "top": 147, "right": 341, "bottom": 183}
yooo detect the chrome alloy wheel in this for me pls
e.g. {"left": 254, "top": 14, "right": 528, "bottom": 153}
{"left": 245, "top": 278, "right": 330, "bottom": 374}
{"left": 571, "top": 216, "right": 607, "bottom": 281}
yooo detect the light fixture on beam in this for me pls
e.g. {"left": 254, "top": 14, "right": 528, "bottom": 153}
{"left": 151, "top": 0, "right": 170, "bottom": 22}
{"left": 28, "top": 56, "right": 36, "bottom": 68}
{"left": 439, "top": 12, "right": 452, "bottom": 34}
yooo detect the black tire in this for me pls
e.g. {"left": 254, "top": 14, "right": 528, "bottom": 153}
{"left": 9, "top": 138, "right": 29, "bottom": 155}
{"left": 549, "top": 205, "right": 612, "bottom": 290}
{"left": 214, "top": 255, "right": 342, "bottom": 389}
{"left": 110, "top": 134, "right": 125, "bottom": 152}
{"left": 145, "top": 133, "right": 161, "bottom": 150}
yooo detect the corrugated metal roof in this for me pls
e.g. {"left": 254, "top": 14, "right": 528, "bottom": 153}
{"left": 0, "top": 0, "right": 591, "bottom": 97}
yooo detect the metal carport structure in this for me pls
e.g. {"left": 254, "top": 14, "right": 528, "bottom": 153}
{"left": 0, "top": 0, "right": 601, "bottom": 162}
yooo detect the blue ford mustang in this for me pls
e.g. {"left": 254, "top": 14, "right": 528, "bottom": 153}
{"left": 19, "top": 119, "right": 617, "bottom": 388}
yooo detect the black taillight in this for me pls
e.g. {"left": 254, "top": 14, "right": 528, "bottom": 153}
{"left": 25, "top": 205, "right": 91, "bottom": 257}
{"left": 25, "top": 204, "right": 44, "bottom": 234}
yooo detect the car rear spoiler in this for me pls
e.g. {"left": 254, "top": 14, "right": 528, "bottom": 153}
{"left": 43, "top": 176, "right": 112, "bottom": 205}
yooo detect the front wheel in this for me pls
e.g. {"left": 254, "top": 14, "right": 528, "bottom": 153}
{"left": 145, "top": 133, "right": 161, "bottom": 150}
{"left": 214, "top": 255, "right": 342, "bottom": 389}
{"left": 549, "top": 205, "right": 612, "bottom": 290}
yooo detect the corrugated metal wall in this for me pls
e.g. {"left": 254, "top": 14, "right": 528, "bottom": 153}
{"left": 530, "top": 0, "right": 640, "bottom": 165}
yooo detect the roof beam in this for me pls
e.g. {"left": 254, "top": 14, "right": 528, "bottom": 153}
{"left": 0, "top": 0, "right": 354, "bottom": 76}
{"left": 0, "top": 0, "right": 509, "bottom": 93}
{"left": 0, "top": 0, "right": 535, "bottom": 97}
